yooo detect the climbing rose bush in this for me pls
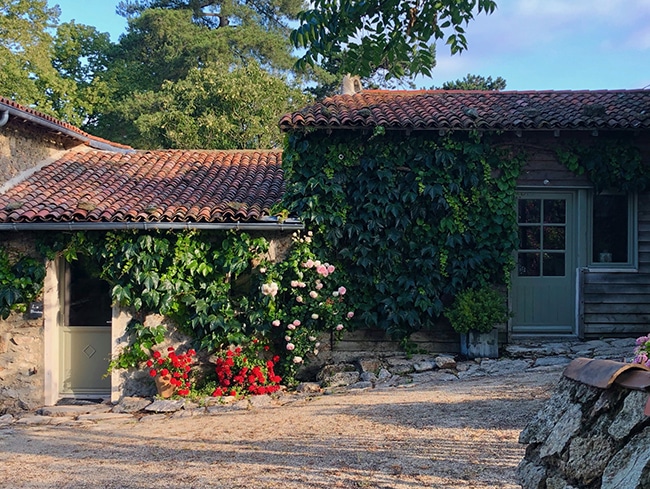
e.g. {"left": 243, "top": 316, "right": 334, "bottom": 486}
{"left": 633, "top": 334, "right": 650, "bottom": 367}
{"left": 212, "top": 340, "right": 282, "bottom": 398}
{"left": 260, "top": 230, "right": 355, "bottom": 384}
{"left": 146, "top": 346, "right": 195, "bottom": 397}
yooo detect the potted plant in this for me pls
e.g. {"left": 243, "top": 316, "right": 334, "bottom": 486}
{"left": 447, "top": 286, "right": 509, "bottom": 359}
{"left": 146, "top": 346, "right": 195, "bottom": 398}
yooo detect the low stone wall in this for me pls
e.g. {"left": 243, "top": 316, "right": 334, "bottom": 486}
{"left": 517, "top": 359, "right": 650, "bottom": 489}
{"left": 0, "top": 312, "right": 44, "bottom": 413}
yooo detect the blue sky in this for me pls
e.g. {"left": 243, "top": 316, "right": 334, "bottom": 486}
{"left": 52, "top": 0, "right": 650, "bottom": 91}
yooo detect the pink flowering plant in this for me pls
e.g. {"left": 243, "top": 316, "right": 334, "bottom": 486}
{"left": 633, "top": 334, "right": 650, "bottom": 367}
{"left": 258, "top": 230, "right": 355, "bottom": 384}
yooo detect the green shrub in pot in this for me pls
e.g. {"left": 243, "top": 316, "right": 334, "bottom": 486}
{"left": 447, "top": 286, "right": 509, "bottom": 334}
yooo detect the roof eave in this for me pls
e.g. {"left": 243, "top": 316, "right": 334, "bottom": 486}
{"left": 0, "top": 102, "right": 134, "bottom": 154}
{"left": 0, "top": 218, "right": 304, "bottom": 232}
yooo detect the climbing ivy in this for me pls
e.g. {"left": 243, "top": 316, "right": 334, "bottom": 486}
{"left": 0, "top": 248, "right": 45, "bottom": 319}
{"left": 37, "top": 230, "right": 272, "bottom": 351}
{"left": 282, "top": 130, "right": 526, "bottom": 340}
{"left": 557, "top": 137, "right": 647, "bottom": 193}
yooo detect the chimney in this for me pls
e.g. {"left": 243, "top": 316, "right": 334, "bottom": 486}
{"left": 341, "top": 74, "right": 362, "bottom": 95}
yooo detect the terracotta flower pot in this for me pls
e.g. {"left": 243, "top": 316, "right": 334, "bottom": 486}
{"left": 154, "top": 374, "right": 176, "bottom": 398}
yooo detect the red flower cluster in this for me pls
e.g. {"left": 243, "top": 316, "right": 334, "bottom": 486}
{"left": 212, "top": 346, "right": 282, "bottom": 398}
{"left": 146, "top": 346, "right": 196, "bottom": 397}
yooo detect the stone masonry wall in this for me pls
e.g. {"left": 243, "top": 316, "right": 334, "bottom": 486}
{"left": 0, "top": 122, "right": 69, "bottom": 187}
{"left": 0, "top": 235, "right": 45, "bottom": 414}
{"left": 0, "top": 312, "right": 44, "bottom": 414}
{"left": 517, "top": 371, "right": 650, "bottom": 489}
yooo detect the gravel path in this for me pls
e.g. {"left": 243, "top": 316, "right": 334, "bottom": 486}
{"left": 0, "top": 365, "right": 561, "bottom": 489}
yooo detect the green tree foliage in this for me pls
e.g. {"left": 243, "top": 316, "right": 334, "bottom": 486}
{"left": 0, "top": 0, "right": 71, "bottom": 114}
{"left": 439, "top": 73, "right": 506, "bottom": 91}
{"left": 89, "top": 7, "right": 308, "bottom": 148}
{"left": 291, "top": 0, "right": 497, "bottom": 80}
{"left": 116, "top": 0, "right": 303, "bottom": 31}
{"left": 124, "top": 61, "right": 309, "bottom": 149}
{"left": 281, "top": 130, "right": 525, "bottom": 339}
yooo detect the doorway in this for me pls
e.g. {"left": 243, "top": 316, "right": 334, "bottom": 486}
{"left": 58, "top": 260, "right": 112, "bottom": 398}
{"left": 510, "top": 191, "right": 577, "bottom": 335}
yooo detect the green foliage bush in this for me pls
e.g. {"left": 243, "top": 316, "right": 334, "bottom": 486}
{"left": 0, "top": 249, "right": 45, "bottom": 319}
{"left": 446, "top": 286, "right": 509, "bottom": 334}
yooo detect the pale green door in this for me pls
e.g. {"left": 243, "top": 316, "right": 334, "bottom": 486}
{"left": 60, "top": 261, "right": 112, "bottom": 397}
{"left": 511, "top": 191, "right": 576, "bottom": 334}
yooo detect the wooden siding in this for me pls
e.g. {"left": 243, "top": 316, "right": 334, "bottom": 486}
{"left": 582, "top": 192, "right": 650, "bottom": 337}
{"left": 517, "top": 146, "right": 592, "bottom": 188}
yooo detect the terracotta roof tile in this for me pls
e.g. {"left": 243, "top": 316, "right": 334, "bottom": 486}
{"left": 0, "top": 96, "right": 133, "bottom": 151}
{"left": 0, "top": 149, "right": 284, "bottom": 224}
{"left": 279, "top": 89, "right": 650, "bottom": 131}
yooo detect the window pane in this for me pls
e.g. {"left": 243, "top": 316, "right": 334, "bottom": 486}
{"left": 518, "top": 253, "right": 540, "bottom": 276}
{"left": 519, "top": 226, "right": 541, "bottom": 249}
{"left": 593, "top": 195, "right": 628, "bottom": 263}
{"left": 69, "top": 261, "right": 112, "bottom": 326}
{"left": 544, "top": 199, "right": 566, "bottom": 224}
{"left": 519, "top": 199, "right": 540, "bottom": 223}
{"left": 543, "top": 253, "right": 565, "bottom": 276}
{"left": 544, "top": 226, "right": 565, "bottom": 250}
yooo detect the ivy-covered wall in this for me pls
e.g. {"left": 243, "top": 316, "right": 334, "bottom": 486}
{"left": 281, "top": 129, "right": 526, "bottom": 340}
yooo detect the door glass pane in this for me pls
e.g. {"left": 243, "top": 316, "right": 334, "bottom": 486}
{"left": 544, "top": 226, "right": 565, "bottom": 250}
{"left": 518, "top": 252, "right": 540, "bottom": 276}
{"left": 544, "top": 199, "right": 566, "bottom": 223}
{"left": 68, "top": 261, "right": 112, "bottom": 326}
{"left": 519, "top": 199, "right": 541, "bottom": 223}
{"left": 519, "top": 226, "right": 541, "bottom": 249}
{"left": 592, "top": 194, "right": 628, "bottom": 263}
{"left": 543, "top": 253, "right": 565, "bottom": 276}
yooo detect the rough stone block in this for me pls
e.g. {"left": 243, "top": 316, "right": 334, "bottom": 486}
{"left": 145, "top": 399, "right": 185, "bottom": 413}
{"left": 608, "top": 390, "right": 649, "bottom": 440}
{"left": 602, "top": 426, "right": 650, "bottom": 489}
{"left": 356, "top": 358, "right": 382, "bottom": 373}
{"left": 566, "top": 435, "right": 614, "bottom": 484}
{"left": 322, "top": 371, "right": 360, "bottom": 387}
{"left": 539, "top": 403, "right": 582, "bottom": 458}
{"left": 112, "top": 397, "right": 152, "bottom": 413}
{"left": 413, "top": 360, "right": 436, "bottom": 372}
{"left": 295, "top": 382, "right": 321, "bottom": 393}
{"left": 434, "top": 355, "right": 457, "bottom": 370}
{"left": 516, "top": 459, "right": 546, "bottom": 489}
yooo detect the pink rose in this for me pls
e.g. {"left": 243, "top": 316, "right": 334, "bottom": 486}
{"left": 336, "top": 324, "right": 344, "bottom": 331}
{"left": 292, "top": 320, "right": 301, "bottom": 326}
{"left": 328, "top": 265, "right": 335, "bottom": 273}
{"left": 309, "top": 291, "right": 318, "bottom": 299}
{"left": 347, "top": 311, "right": 354, "bottom": 318}
{"left": 272, "top": 320, "right": 281, "bottom": 327}
{"left": 338, "top": 286, "right": 347, "bottom": 295}
{"left": 287, "top": 324, "right": 296, "bottom": 330}
{"left": 286, "top": 343, "right": 295, "bottom": 351}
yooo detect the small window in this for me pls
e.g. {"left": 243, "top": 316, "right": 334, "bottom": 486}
{"left": 68, "top": 261, "right": 112, "bottom": 326}
{"left": 591, "top": 193, "right": 635, "bottom": 267}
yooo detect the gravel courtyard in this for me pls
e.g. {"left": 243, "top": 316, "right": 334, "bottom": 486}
{"left": 0, "top": 365, "right": 560, "bottom": 489}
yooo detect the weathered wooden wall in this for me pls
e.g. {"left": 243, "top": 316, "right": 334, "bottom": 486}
{"left": 581, "top": 191, "right": 650, "bottom": 337}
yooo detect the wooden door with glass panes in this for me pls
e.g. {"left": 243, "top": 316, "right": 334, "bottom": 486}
{"left": 60, "top": 261, "right": 112, "bottom": 397}
{"left": 511, "top": 191, "right": 576, "bottom": 334}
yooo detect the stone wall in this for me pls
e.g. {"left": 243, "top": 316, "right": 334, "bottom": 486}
{"left": 0, "top": 234, "right": 45, "bottom": 414}
{"left": 517, "top": 360, "right": 650, "bottom": 489}
{"left": 0, "top": 312, "right": 44, "bottom": 413}
{"left": 0, "top": 121, "right": 70, "bottom": 187}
